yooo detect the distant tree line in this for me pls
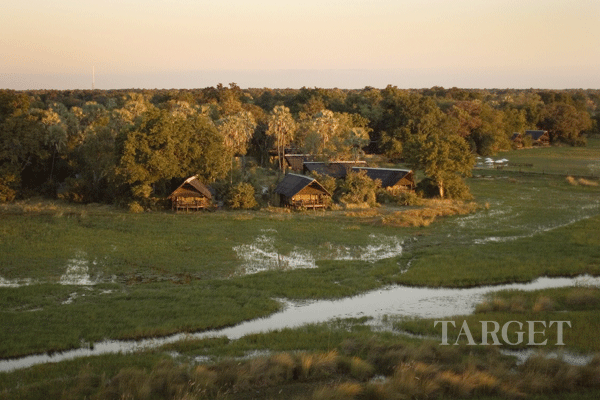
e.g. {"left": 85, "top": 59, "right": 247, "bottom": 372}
{"left": 1, "top": 84, "right": 597, "bottom": 205}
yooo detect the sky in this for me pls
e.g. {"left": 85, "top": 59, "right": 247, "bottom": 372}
{"left": 1, "top": 0, "right": 599, "bottom": 90}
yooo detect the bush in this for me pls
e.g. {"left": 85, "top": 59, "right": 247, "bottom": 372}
{"left": 309, "top": 171, "right": 338, "bottom": 196}
{"left": 128, "top": 201, "right": 145, "bottom": 213}
{"left": 417, "top": 176, "right": 472, "bottom": 200}
{"left": 415, "top": 177, "right": 439, "bottom": 198}
{"left": 226, "top": 182, "right": 258, "bottom": 209}
{"left": 396, "top": 190, "right": 423, "bottom": 206}
{"left": 338, "top": 170, "right": 380, "bottom": 208}
{"left": 442, "top": 175, "right": 473, "bottom": 200}
{"left": 0, "top": 171, "right": 18, "bottom": 202}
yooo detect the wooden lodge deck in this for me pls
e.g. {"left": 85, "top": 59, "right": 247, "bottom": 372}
{"left": 171, "top": 198, "right": 211, "bottom": 212}
{"left": 286, "top": 198, "right": 327, "bottom": 209}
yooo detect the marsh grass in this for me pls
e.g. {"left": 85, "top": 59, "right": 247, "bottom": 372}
{"left": 0, "top": 281, "right": 281, "bottom": 358}
{"left": 378, "top": 200, "right": 479, "bottom": 227}
{"left": 3, "top": 325, "right": 600, "bottom": 400}
{"left": 395, "top": 213, "right": 600, "bottom": 287}
{"left": 396, "top": 286, "right": 600, "bottom": 352}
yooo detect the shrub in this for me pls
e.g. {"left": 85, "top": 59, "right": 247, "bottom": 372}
{"left": 226, "top": 182, "right": 258, "bottom": 209}
{"left": 309, "top": 171, "right": 338, "bottom": 196}
{"left": 396, "top": 190, "right": 423, "bottom": 206}
{"left": 415, "top": 177, "right": 439, "bottom": 198}
{"left": 0, "top": 170, "right": 19, "bottom": 202}
{"left": 128, "top": 201, "right": 145, "bottom": 213}
{"left": 443, "top": 175, "right": 473, "bottom": 200}
{"left": 338, "top": 170, "right": 380, "bottom": 207}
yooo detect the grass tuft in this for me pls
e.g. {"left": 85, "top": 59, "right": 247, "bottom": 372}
{"left": 313, "top": 382, "right": 362, "bottom": 400}
{"left": 566, "top": 176, "right": 578, "bottom": 185}
{"left": 579, "top": 178, "right": 599, "bottom": 186}
{"left": 532, "top": 296, "right": 555, "bottom": 312}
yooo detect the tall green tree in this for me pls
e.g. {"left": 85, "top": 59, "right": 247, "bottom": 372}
{"left": 216, "top": 111, "right": 257, "bottom": 157}
{"left": 0, "top": 92, "right": 71, "bottom": 199}
{"left": 447, "top": 101, "right": 510, "bottom": 156}
{"left": 266, "top": 106, "right": 297, "bottom": 171}
{"left": 116, "top": 109, "right": 227, "bottom": 202}
{"left": 378, "top": 87, "right": 446, "bottom": 160}
{"left": 0, "top": 108, "right": 44, "bottom": 200}
{"left": 539, "top": 103, "right": 592, "bottom": 146}
{"left": 403, "top": 127, "right": 475, "bottom": 199}
{"left": 216, "top": 111, "right": 257, "bottom": 182}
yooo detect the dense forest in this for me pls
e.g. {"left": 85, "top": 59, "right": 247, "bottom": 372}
{"left": 0, "top": 85, "right": 597, "bottom": 208}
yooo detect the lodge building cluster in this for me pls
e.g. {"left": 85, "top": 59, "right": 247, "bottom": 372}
{"left": 168, "top": 155, "right": 415, "bottom": 212}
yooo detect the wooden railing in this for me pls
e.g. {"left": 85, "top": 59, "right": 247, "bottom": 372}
{"left": 172, "top": 198, "right": 209, "bottom": 211}
{"left": 289, "top": 199, "right": 326, "bottom": 209}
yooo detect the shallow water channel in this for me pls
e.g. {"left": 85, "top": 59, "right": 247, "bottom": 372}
{"left": 2, "top": 275, "right": 599, "bottom": 372}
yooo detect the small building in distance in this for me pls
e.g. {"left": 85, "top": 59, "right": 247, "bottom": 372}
{"left": 168, "top": 176, "right": 212, "bottom": 211}
{"left": 274, "top": 173, "right": 331, "bottom": 209}
{"left": 512, "top": 130, "right": 550, "bottom": 148}
{"left": 351, "top": 167, "right": 415, "bottom": 194}
{"left": 303, "top": 161, "right": 368, "bottom": 179}
{"left": 525, "top": 130, "right": 550, "bottom": 146}
{"left": 511, "top": 132, "right": 524, "bottom": 148}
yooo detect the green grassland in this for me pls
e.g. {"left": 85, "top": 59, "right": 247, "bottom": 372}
{"left": 1, "top": 142, "right": 600, "bottom": 398}
{"left": 496, "top": 137, "right": 600, "bottom": 176}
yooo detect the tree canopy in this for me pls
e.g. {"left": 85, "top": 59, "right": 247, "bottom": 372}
{"left": 1, "top": 86, "right": 597, "bottom": 206}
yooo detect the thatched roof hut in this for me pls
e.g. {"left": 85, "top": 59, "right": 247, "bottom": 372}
{"left": 352, "top": 167, "right": 415, "bottom": 193}
{"left": 168, "top": 176, "right": 212, "bottom": 211}
{"left": 525, "top": 130, "right": 550, "bottom": 146}
{"left": 284, "top": 154, "right": 315, "bottom": 171}
{"left": 274, "top": 174, "right": 331, "bottom": 209}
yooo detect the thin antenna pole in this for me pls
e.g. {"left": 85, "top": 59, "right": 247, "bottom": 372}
{"left": 92, "top": 66, "right": 95, "bottom": 90}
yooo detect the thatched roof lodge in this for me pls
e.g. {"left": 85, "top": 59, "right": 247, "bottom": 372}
{"left": 274, "top": 174, "right": 331, "bottom": 209}
{"left": 168, "top": 176, "right": 212, "bottom": 211}
{"left": 525, "top": 130, "right": 550, "bottom": 146}
{"left": 511, "top": 132, "right": 524, "bottom": 148}
{"left": 352, "top": 167, "right": 415, "bottom": 193}
{"left": 284, "top": 154, "right": 315, "bottom": 171}
{"left": 512, "top": 130, "right": 550, "bottom": 148}
{"left": 303, "top": 161, "right": 368, "bottom": 179}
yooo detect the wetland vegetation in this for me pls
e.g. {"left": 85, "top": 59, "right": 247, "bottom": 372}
{"left": 1, "top": 85, "right": 600, "bottom": 398}
{"left": 1, "top": 141, "right": 600, "bottom": 398}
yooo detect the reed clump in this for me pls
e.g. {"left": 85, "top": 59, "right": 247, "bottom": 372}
{"left": 11, "top": 343, "right": 600, "bottom": 400}
{"left": 312, "top": 382, "right": 363, "bottom": 400}
{"left": 532, "top": 296, "right": 555, "bottom": 312}
{"left": 378, "top": 200, "right": 479, "bottom": 227}
{"left": 566, "top": 176, "right": 578, "bottom": 185}
{"left": 566, "top": 176, "right": 599, "bottom": 186}
{"left": 578, "top": 178, "right": 599, "bottom": 186}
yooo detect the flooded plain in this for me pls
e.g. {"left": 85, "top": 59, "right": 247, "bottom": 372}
{"left": 233, "top": 231, "right": 404, "bottom": 275}
{"left": 2, "top": 176, "right": 600, "bottom": 374}
{"left": 2, "top": 274, "right": 599, "bottom": 372}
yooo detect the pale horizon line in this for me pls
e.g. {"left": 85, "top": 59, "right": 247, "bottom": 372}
{"left": 2, "top": 68, "right": 599, "bottom": 91}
